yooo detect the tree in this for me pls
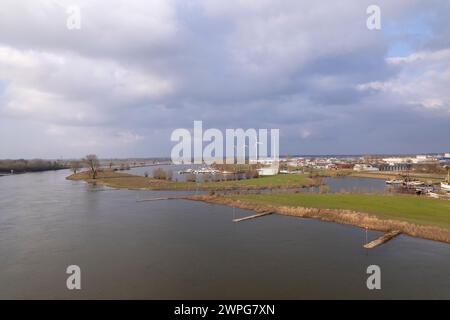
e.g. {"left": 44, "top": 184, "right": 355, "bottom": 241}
{"left": 245, "top": 168, "right": 259, "bottom": 179}
{"left": 186, "top": 173, "right": 196, "bottom": 182}
{"left": 153, "top": 168, "right": 167, "bottom": 180}
{"left": 84, "top": 154, "right": 100, "bottom": 179}
{"left": 70, "top": 160, "right": 82, "bottom": 174}
{"left": 166, "top": 170, "right": 173, "bottom": 181}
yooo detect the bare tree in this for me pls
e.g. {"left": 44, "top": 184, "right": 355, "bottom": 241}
{"left": 70, "top": 160, "right": 82, "bottom": 174}
{"left": 245, "top": 168, "right": 259, "bottom": 179}
{"left": 84, "top": 154, "right": 100, "bottom": 179}
{"left": 186, "top": 173, "right": 196, "bottom": 182}
{"left": 153, "top": 168, "right": 167, "bottom": 180}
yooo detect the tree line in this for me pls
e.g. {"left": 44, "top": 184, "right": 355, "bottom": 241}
{"left": 0, "top": 159, "right": 67, "bottom": 173}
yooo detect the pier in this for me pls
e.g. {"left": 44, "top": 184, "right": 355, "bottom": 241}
{"left": 137, "top": 197, "right": 187, "bottom": 202}
{"left": 364, "top": 230, "right": 402, "bottom": 249}
{"left": 233, "top": 211, "right": 274, "bottom": 222}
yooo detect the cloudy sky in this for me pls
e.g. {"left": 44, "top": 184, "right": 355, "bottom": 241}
{"left": 1, "top": 0, "right": 449, "bottom": 158}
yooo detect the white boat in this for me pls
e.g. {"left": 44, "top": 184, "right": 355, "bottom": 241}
{"left": 415, "top": 186, "right": 433, "bottom": 193}
{"left": 192, "top": 167, "right": 220, "bottom": 174}
{"left": 178, "top": 168, "right": 194, "bottom": 174}
{"left": 257, "top": 167, "right": 279, "bottom": 176}
{"left": 177, "top": 167, "right": 220, "bottom": 175}
{"left": 441, "top": 169, "right": 450, "bottom": 191}
{"left": 405, "top": 181, "right": 424, "bottom": 187}
{"left": 385, "top": 179, "right": 403, "bottom": 185}
{"left": 441, "top": 182, "right": 450, "bottom": 191}
{"left": 427, "top": 192, "right": 440, "bottom": 199}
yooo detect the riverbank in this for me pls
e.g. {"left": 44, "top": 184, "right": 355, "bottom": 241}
{"left": 67, "top": 170, "right": 319, "bottom": 191}
{"left": 188, "top": 193, "right": 450, "bottom": 244}
{"left": 67, "top": 170, "right": 450, "bottom": 243}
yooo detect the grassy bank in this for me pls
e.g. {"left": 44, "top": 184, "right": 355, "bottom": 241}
{"left": 230, "top": 193, "right": 450, "bottom": 229}
{"left": 189, "top": 193, "right": 450, "bottom": 243}
{"left": 67, "top": 170, "right": 317, "bottom": 191}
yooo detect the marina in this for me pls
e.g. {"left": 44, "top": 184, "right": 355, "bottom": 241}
{"left": 178, "top": 167, "right": 222, "bottom": 175}
{"left": 383, "top": 168, "right": 450, "bottom": 197}
{"left": 441, "top": 169, "right": 450, "bottom": 191}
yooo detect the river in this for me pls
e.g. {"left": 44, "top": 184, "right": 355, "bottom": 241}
{"left": 0, "top": 169, "right": 449, "bottom": 299}
{"left": 126, "top": 165, "right": 388, "bottom": 192}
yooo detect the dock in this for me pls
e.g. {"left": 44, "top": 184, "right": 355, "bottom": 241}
{"left": 233, "top": 211, "right": 274, "bottom": 223}
{"left": 136, "top": 197, "right": 186, "bottom": 202}
{"left": 364, "top": 230, "right": 402, "bottom": 249}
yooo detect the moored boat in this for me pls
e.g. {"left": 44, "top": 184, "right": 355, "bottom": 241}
{"left": 385, "top": 179, "right": 403, "bottom": 185}
{"left": 441, "top": 168, "right": 450, "bottom": 191}
{"left": 405, "top": 180, "right": 424, "bottom": 187}
{"left": 427, "top": 192, "right": 440, "bottom": 199}
{"left": 441, "top": 182, "right": 450, "bottom": 191}
{"left": 178, "top": 168, "right": 194, "bottom": 174}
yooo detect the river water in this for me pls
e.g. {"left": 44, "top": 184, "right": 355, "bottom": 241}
{"left": 126, "top": 165, "right": 388, "bottom": 192}
{"left": 0, "top": 169, "right": 449, "bottom": 299}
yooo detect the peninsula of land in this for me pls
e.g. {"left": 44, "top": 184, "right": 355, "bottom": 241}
{"left": 67, "top": 170, "right": 450, "bottom": 244}
{"left": 66, "top": 170, "right": 320, "bottom": 191}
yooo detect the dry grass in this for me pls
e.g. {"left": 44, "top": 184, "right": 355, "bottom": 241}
{"left": 188, "top": 194, "right": 450, "bottom": 244}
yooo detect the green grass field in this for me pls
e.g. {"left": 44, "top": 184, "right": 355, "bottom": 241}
{"left": 217, "top": 174, "right": 313, "bottom": 187}
{"left": 231, "top": 193, "right": 450, "bottom": 229}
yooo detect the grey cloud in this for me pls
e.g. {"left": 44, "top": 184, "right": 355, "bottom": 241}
{"left": 0, "top": 0, "right": 449, "bottom": 158}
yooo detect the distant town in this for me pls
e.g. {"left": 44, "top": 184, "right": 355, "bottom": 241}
{"left": 276, "top": 152, "right": 450, "bottom": 172}
{"left": 1, "top": 153, "right": 450, "bottom": 175}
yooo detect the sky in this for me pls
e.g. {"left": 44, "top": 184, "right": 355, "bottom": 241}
{"left": 0, "top": 0, "right": 449, "bottom": 159}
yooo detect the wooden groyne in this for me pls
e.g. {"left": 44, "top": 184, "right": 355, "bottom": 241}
{"left": 136, "top": 196, "right": 186, "bottom": 202}
{"left": 187, "top": 195, "right": 450, "bottom": 244}
{"left": 364, "top": 230, "right": 402, "bottom": 249}
{"left": 233, "top": 211, "right": 274, "bottom": 223}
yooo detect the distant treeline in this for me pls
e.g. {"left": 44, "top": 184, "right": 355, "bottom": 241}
{"left": 0, "top": 159, "right": 67, "bottom": 173}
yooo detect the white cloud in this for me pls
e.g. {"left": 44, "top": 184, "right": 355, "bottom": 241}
{"left": 359, "top": 48, "right": 450, "bottom": 114}
{"left": 0, "top": 45, "right": 174, "bottom": 126}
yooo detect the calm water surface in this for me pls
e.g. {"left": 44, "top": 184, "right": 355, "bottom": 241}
{"left": 126, "top": 164, "right": 195, "bottom": 181}
{"left": 0, "top": 170, "right": 449, "bottom": 299}
{"left": 127, "top": 165, "right": 389, "bottom": 192}
{"left": 324, "top": 176, "right": 387, "bottom": 193}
